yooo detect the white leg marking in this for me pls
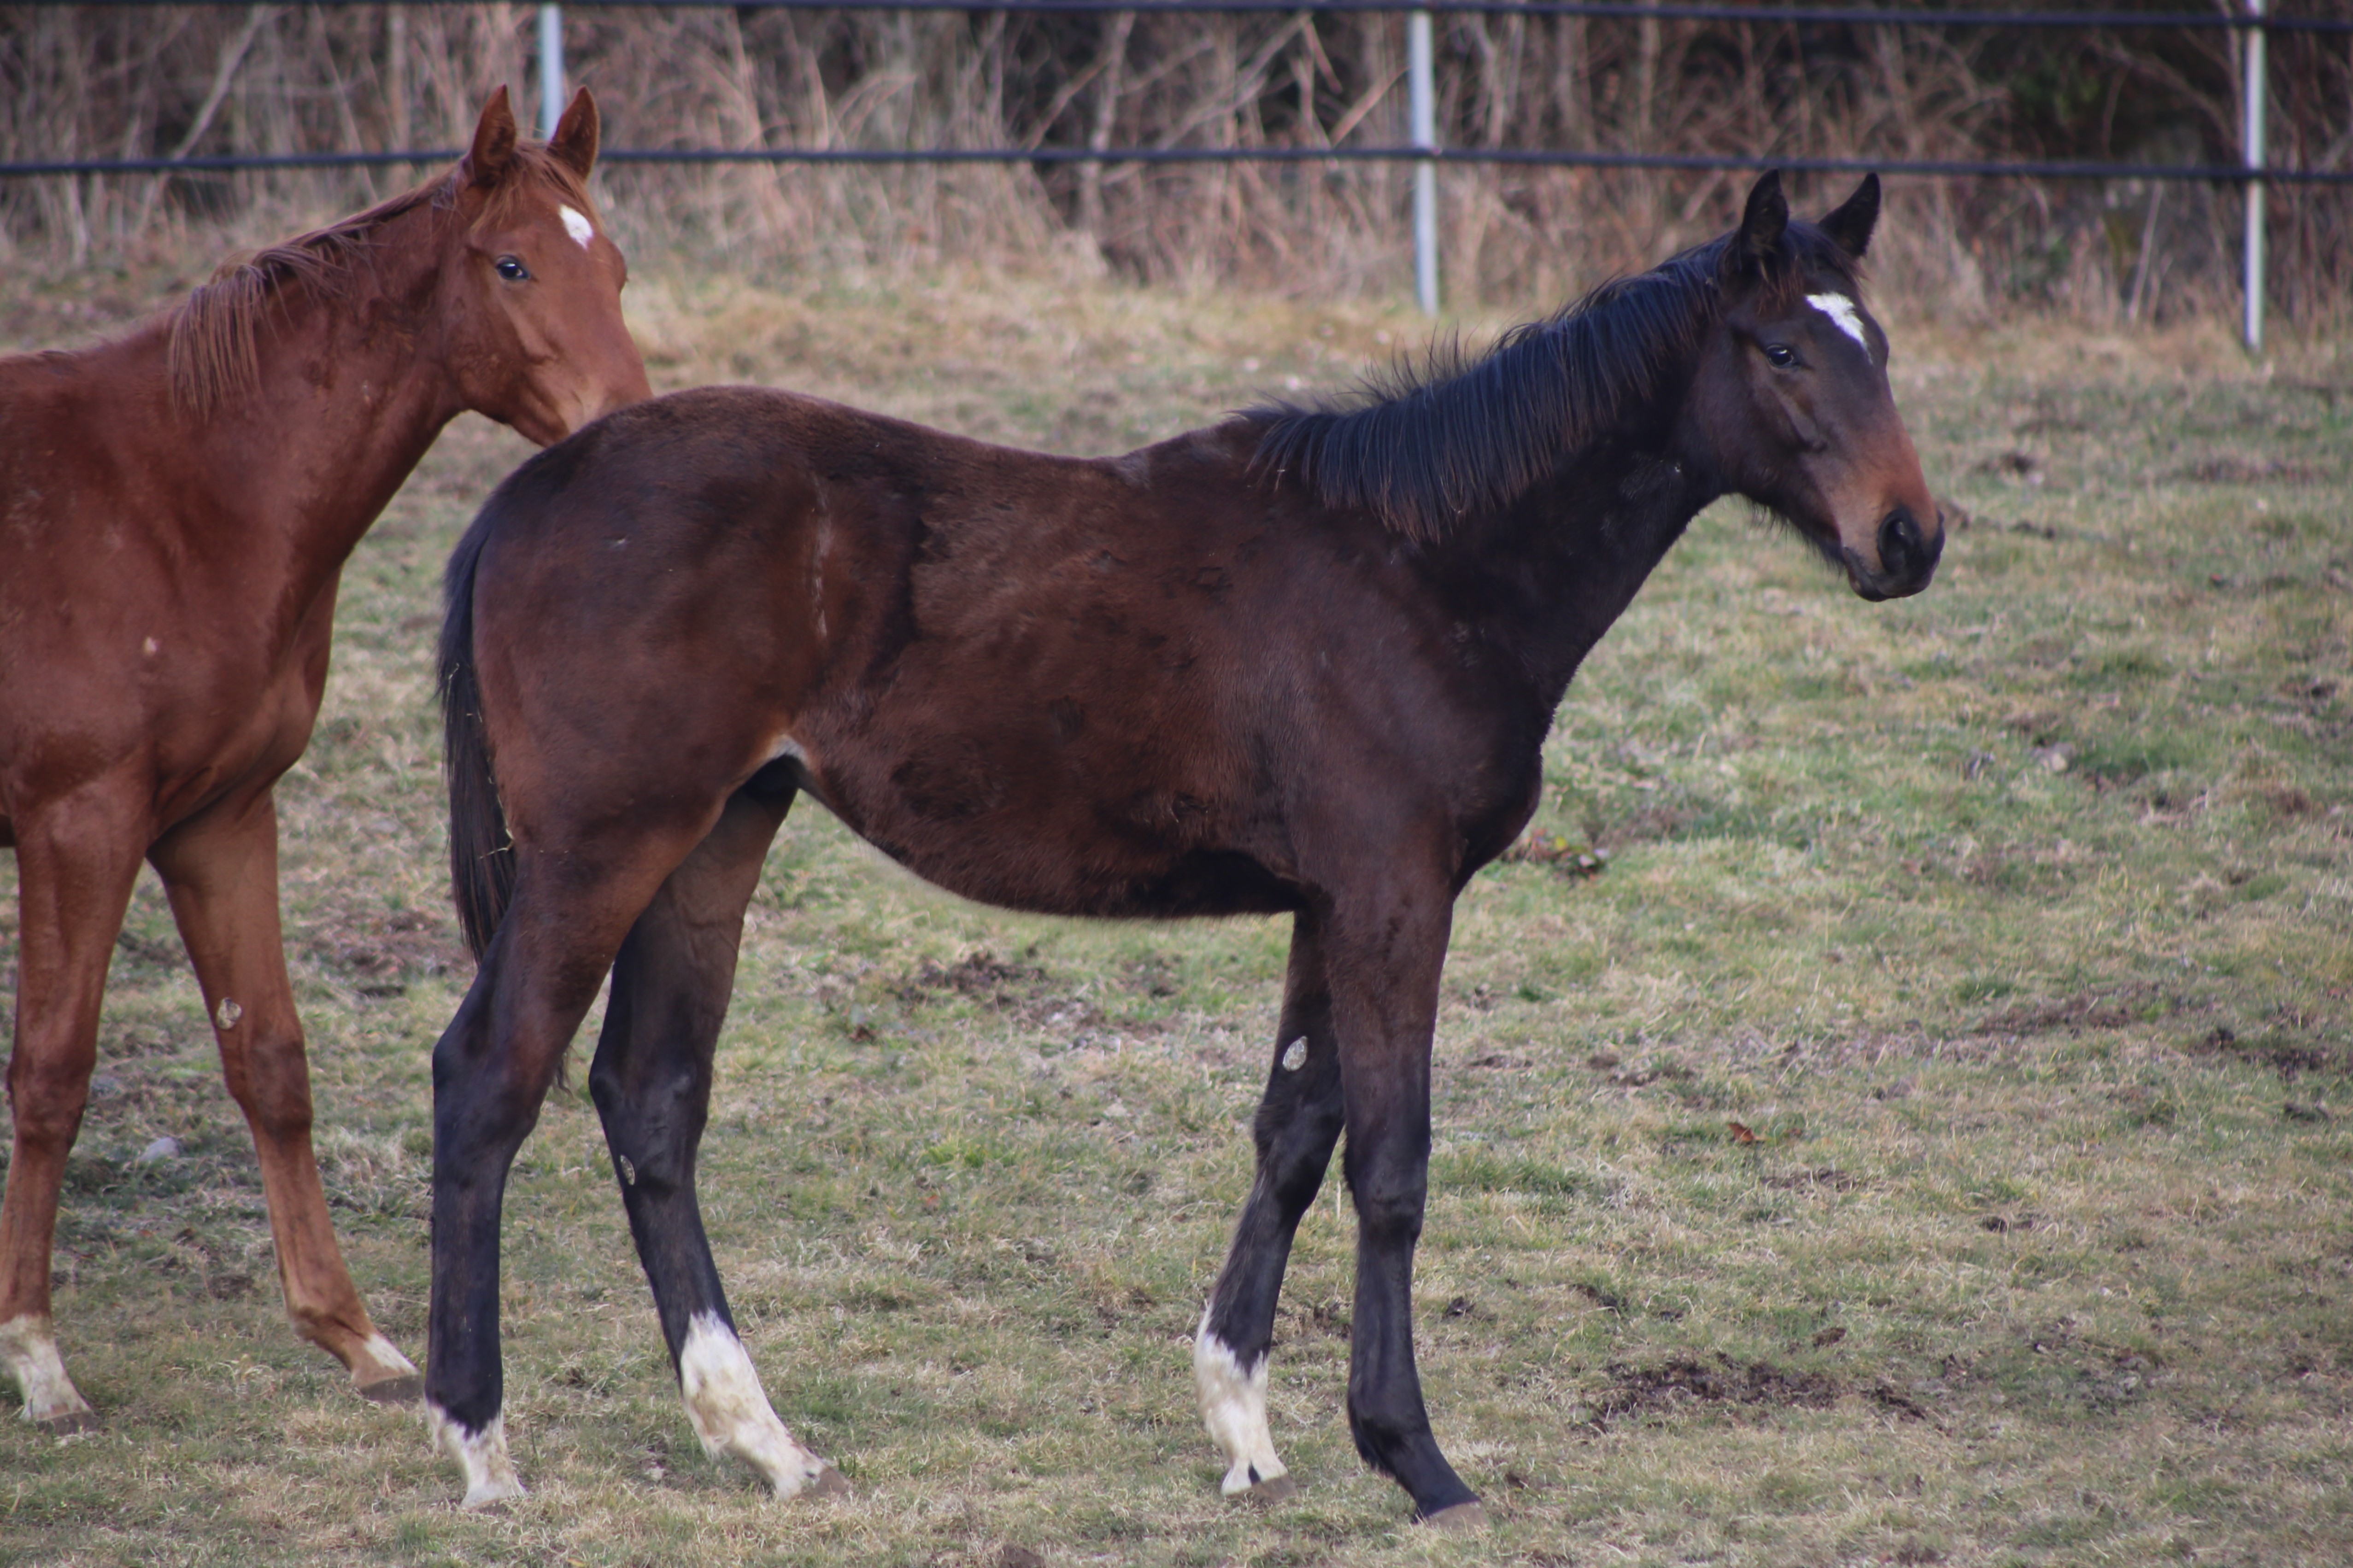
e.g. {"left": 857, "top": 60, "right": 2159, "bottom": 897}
{"left": 0, "top": 1314, "right": 94, "bottom": 1427}
{"left": 427, "top": 1404, "right": 527, "bottom": 1509}
{"left": 358, "top": 1331, "right": 420, "bottom": 1379}
{"left": 1194, "top": 1308, "right": 1287, "bottom": 1495}
{"left": 560, "top": 205, "right": 595, "bottom": 249}
{"left": 1806, "top": 293, "right": 1871, "bottom": 353}
{"left": 678, "top": 1312, "right": 835, "bottom": 1498}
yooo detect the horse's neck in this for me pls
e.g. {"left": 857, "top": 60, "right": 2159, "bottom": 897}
{"left": 1453, "top": 414, "right": 1717, "bottom": 710}
{"left": 189, "top": 229, "right": 461, "bottom": 596}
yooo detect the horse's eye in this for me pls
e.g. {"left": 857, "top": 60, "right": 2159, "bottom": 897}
{"left": 1764, "top": 343, "right": 1797, "bottom": 369}
{"left": 495, "top": 257, "right": 531, "bottom": 283}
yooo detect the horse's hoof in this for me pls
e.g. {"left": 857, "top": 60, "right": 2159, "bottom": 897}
{"left": 34, "top": 1409, "right": 100, "bottom": 1437}
{"left": 1419, "top": 1499, "right": 1488, "bottom": 1532}
{"left": 798, "top": 1464, "right": 851, "bottom": 1500}
{"left": 358, "top": 1373, "right": 425, "bottom": 1406}
{"left": 458, "top": 1480, "right": 527, "bottom": 1513}
{"left": 1244, "top": 1474, "right": 1299, "bottom": 1504}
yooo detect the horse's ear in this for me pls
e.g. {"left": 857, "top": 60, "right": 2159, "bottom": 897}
{"left": 1820, "top": 173, "right": 1881, "bottom": 259}
{"left": 1732, "top": 171, "right": 1789, "bottom": 269}
{"left": 548, "top": 88, "right": 599, "bottom": 178}
{"left": 466, "top": 87, "right": 520, "bottom": 188}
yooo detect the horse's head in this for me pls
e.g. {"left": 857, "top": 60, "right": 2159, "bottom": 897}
{"left": 1685, "top": 172, "right": 1940, "bottom": 602}
{"left": 435, "top": 88, "right": 651, "bottom": 446}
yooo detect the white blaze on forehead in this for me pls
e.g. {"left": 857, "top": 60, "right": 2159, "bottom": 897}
{"left": 1807, "top": 293, "right": 1871, "bottom": 353}
{"left": 0, "top": 1314, "right": 94, "bottom": 1427}
{"left": 427, "top": 1404, "right": 527, "bottom": 1509}
{"left": 678, "top": 1313, "right": 836, "bottom": 1498}
{"left": 1195, "top": 1310, "right": 1289, "bottom": 1495}
{"left": 560, "top": 205, "right": 596, "bottom": 249}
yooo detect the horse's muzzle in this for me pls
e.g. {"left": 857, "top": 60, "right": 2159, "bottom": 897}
{"left": 1844, "top": 505, "right": 1941, "bottom": 601}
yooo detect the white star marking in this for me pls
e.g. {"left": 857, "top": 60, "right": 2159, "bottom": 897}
{"left": 1807, "top": 293, "right": 1870, "bottom": 352}
{"left": 560, "top": 205, "right": 595, "bottom": 249}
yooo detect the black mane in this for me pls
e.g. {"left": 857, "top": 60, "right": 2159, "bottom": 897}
{"left": 1250, "top": 225, "right": 1860, "bottom": 541}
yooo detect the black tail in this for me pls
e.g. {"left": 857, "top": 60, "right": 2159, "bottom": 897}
{"left": 440, "top": 503, "right": 514, "bottom": 961}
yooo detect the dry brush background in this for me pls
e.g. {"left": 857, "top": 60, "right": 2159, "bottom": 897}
{"left": 3, "top": 2, "right": 2352, "bottom": 321}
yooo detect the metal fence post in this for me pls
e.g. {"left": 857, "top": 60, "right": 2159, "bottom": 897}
{"left": 539, "top": 5, "right": 566, "bottom": 141}
{"left": 1408, "top": 9, "right": 1438, "bottom": 316}
{"left": 2242, "top": 0, "right": 2266, "bottom": 352}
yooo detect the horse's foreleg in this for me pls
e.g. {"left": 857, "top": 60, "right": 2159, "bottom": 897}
{"left": 0, "top": 788, "right": 147, "bottom": 1431}
{"left": 149, "top": 791, "right": 420, "bottom": 1401}
{"left": 588, "top": 784, "right": 845, "bottom": 1501}
{"left": 1326, "top": 887, "right": 1483, "bottom": 1528}
{"left": 1196, "top": 907, "right": 1344, "bottom": 1501}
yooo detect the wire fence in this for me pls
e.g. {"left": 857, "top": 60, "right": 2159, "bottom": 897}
{"left": 5, "top": 0, "right": 2344, "bottom": 341}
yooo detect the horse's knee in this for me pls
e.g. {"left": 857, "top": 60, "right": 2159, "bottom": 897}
{"left": 6, "top": 1042, "right": 99, "bottom": 1147}
{"left": 1346, "top": 1166, "right": 1428, "bottom": 1245}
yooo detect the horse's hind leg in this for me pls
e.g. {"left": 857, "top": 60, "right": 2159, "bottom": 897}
{"left": 425, "top": 830, "right": 693, "bottom": 1508}
{"left": 1195, "top": 908, "right": 1346, "bottom": 1501}
{"left": 147, "top": 790, "right": 420, "bottom": 1400}
{"left": 0, "top": 787, "right": 145, "bottom": 1431}
{"left": 588, "top": 784, "right": 845, "bottom": 1500}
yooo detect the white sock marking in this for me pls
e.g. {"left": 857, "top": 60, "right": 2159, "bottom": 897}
{"left": 358, "top": 1331, "right": 419, "bottom": 1379}
{"left": 677, "top": 1312, "right": 833, "bottom": 1498}
{"left": 427, "top": 1404, "right": 526, "bottom": 1509}
{"left": 560, "top": 205, "right": 595, "bottom": 250}
{"left": 0, "top": 1314, "right": 94, "bottom": 1426}
{"left": 1194, "top": 1309, "right": 1287, "bottom": 1494}
{"left": 1807, "top": 293, "right": 1871, "bottom": 353}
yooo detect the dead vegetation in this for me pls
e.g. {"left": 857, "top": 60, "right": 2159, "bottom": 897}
{"left": 4, "top": 7, "right": 2351, "bottom": 326}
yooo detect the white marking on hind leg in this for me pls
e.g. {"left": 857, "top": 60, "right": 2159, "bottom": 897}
{"left": 0, "top": 1314, "right": 94, "bottom": 1427}
{"left": 1194, "top": 1307, "right": 1287, "bottom": 1495}
{"left": 427, "top": 1404, "right": 526, "bottom": 1509}
{"left": 678, "top": 1313, "right": 838, "bottom": 1499}
{"left": 356, "top": 1332, "right": 419, "bottom": 1379}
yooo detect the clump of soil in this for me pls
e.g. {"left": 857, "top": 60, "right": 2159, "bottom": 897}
{"left": 1587, "top": 1354, "right": 1838, "bottom": 1427}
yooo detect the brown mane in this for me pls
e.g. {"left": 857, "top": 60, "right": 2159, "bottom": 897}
{"left": 166, "top": 144, "right": 595, "bottom": 417}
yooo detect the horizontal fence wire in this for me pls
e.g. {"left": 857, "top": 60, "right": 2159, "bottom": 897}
{"left": 5, "top": 1, "right": 2345, "bottom": 182}
{"left": 6, "top": 147, "right": 2348, "bottom": 183}
{"left": 32, "top": 0, "right": 2353, "bottom": 25}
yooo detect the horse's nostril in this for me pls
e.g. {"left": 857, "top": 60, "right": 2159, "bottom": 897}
{"left": 1878, "top": 509, "right": 1922, "bottom": 574}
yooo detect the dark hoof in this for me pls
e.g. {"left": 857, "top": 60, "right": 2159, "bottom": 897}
{"left": 35, "top": 1410, "right": 101, "bottom": 1437}
{"left": 358, "top": 1373, "right": 425, "bottom": 1406}
{"left": 1245, "top": 1474, "right": 1299, "bottom": 1504}
{"left": 799, "top": 1464, "right": 851, "bottom": 1500}
{"left": 1419, "top": 1499, "right": 1488, "bottom": 1532}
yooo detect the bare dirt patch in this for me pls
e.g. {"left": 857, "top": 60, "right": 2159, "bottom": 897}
{"left": 1587, "top": 1355, "right": 1840, "bottom": 1427}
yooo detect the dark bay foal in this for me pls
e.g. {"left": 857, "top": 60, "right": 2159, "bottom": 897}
{"left": 427, "top": 172, "right": 1936, "bottom": 1520}
{"left": 0, "top": 88, "right": 647, "bottom": 1432}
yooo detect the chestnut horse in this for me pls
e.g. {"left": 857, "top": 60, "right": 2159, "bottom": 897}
{"left": 0, "top": 88, "right": 649, "bottom": 1432}
{"left": 427, "top": 172, "right": 1935, "bottom": 1519}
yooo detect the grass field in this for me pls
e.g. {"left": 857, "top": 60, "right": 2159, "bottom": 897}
{"left": 2, "top": 264, "right": 2350, "bottom": 1568}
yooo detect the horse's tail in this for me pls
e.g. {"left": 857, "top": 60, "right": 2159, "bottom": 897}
{"left": 440, "top": 502, "right": 515, "bottom": 961}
